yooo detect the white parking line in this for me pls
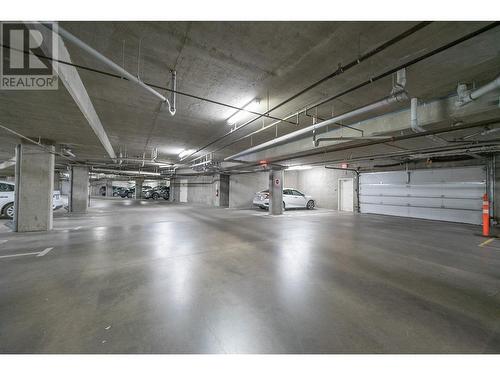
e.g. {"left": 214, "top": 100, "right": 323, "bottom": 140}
{"left": 0, "top": 240, "right": 8, "bottom": 245}
{"left": 37, "top": 247, "right": 54, "bottom": 257}
{"left": 0, "top": 251, "right": 40, "bottom": 259}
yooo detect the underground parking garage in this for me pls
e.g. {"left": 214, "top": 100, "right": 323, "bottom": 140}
{"left": 1, "top": 15, "right": 500, "bottom": 361}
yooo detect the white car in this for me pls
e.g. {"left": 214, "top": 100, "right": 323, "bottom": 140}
{"left": 0, "top": 180, "right": 64, "bottom": 219}
{"left": 253, "top": 188, "right": 315, "bottom": 210}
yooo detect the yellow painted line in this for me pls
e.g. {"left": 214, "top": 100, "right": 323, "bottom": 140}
{"left": 479, "top": 238, "right": 495, "bottom": 247}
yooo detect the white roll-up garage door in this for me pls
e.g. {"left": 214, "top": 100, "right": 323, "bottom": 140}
{"left": 359, "top": 166, "right": 486, "bottom": 224}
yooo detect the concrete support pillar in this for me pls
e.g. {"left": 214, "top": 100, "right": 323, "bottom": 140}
{"left": 70, "top": 165, "right": 89, "bottom": 213}
{"left": 269, "top": 169, "right": 284, "bottom": 215}
{"left": 14, "top": 141, "right": 54, "bottom": 232}
{"left": 105, "top": 179, "right": 113, "bottom": 197}
{"left": 169, "top": 178, "right": 176, "bottom": 202}
{"left": 218, "top": 174, "right": 230, "bottom": 207}
{"left": 53, "top": 171, "right": 60, "bottom": 192}
{"left": 135, "top": 178, "right": 144, "bottom": 199}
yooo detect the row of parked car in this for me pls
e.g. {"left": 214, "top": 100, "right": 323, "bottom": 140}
{"left": 1, "top": 180, "right": 65, "bottom": 219}
{"left": 111, "top": 186, "right": 170, "bottom": 200}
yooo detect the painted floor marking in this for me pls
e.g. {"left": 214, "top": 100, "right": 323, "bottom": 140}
{"left": 0, "top": 251, "right": 40, "bottom": 259}
{"left": 0, "top": 240, "right": 8, "bottom": 245}
{"left": 0, "top": 247, "right": 54, "bottom": 259}
{"left": 479, "top": 238, "right": 495, "bottom": 247}
{"left": 37, "top": 247, "right": 54, "bottom": 257}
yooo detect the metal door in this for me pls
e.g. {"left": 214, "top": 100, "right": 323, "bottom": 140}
{"left": 338, "top": 178, "right": 354, "bottom": 212}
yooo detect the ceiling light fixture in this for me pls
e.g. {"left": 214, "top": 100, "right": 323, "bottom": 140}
{"left": 178, "top": 149, "right": 193, "bottom": 159}
{"left": 227, "top": 98, "right": 261, "bottom": 126}
{"left": 287, "top": 165, "right": 313, "bottom": 171}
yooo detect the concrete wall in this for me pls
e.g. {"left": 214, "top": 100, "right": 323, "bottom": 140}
{"left": 229, "top": 172, "right": 268, "bottom": 208}
{"left": 284, "top": 170, "right": 298, "bottom": 188}
{"left": 228, "top": 168, "right": 356, "bottom": 210}
{"left": 61, "top": 179, "right": 71, "bottom": 196}
{"left": 295, "top": 167, "right": 357, "bottom": 209}
{"left": 171, "top": 174, "right": 225, "bottom": 207}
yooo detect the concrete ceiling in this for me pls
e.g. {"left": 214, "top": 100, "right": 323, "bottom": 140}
{"left": 0, "top": 21, "right": 499, "bottom": 175}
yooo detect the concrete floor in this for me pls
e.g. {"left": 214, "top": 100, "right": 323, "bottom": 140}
{"left": 0, "top": 198, "right": 499, "bottom": 353}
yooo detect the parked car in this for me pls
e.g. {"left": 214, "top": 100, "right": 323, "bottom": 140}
{"left": 253, "top": 188, "right": 315, "bottom": 210}
{"left": 119, "top": 186, "right": 153, "bottom": 199}
{"left": 113, "top": 186, "right": 126, "bottom": 197}
{"left": 0, "top": 180, "right": 65, "bottom": 219}
{"left": 144, "top": 186, "right": 169, "bottom": 200}
{"left": 119, "top": 187, "right": 135, "bottom": 198}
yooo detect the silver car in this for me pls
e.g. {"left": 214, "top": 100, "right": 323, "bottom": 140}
{"left": 253, "top": 188, "right": 315, "bottom": 210}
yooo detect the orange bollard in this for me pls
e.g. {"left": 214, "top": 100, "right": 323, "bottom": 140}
{"left": 482, "top": 193, "right": 490, "bottom": 237}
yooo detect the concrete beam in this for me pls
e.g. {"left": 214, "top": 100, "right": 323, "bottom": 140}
{"left": 35, "top": 24, "right": 116, "bottom": 159}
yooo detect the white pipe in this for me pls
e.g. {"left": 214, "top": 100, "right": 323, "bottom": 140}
{"left": 92, "top": 168, "right": 160, "bottom": 176}
{"left": 458, "top": 75, "right": 500, "bottom": 106}
{"left": 225, "top": 92, "right": 408, "bottom": 160}
{"left": 56, "top": 25, "right": 176, "bottom": 115}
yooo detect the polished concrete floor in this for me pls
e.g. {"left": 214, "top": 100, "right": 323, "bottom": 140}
{"left": 0, "top": 198, "right": 499, "bottom": 353}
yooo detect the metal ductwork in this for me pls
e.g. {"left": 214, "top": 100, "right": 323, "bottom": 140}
{"left": 91, "top": 168, "right": 161, "bottom": 177}
{"left": 456, "top": 75, "right": 500, "bottom": 107}
{"left": 410, "top": 97, "right": 424, "bottom": 132}
{"left": 226, "top": 91, "right": 408, "bottom": 160}
{"left": 410, "top": 97, "right": 448, "bottom": 145}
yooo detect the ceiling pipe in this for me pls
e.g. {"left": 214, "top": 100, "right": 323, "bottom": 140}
{"left": 56, "top": 25, "right": 176, "bottom": 115}
{"left": 222, "top": 118, "right": 500, "bottom": 172}
{"left": 186, "top": 23, "right": 499, "bottom": 163}
{"left": 225, "top": 92, "right": 408, "bottom": 160}
{"left": 91, "top": 168, "right": 161, "bottom": 176}
{"left": 312, "top": 128, "right": 392, "bottom": 147}
{"left": 410, "top": 97, "right": 424, "bottom": 132}
{"left": 456, "top": 75, "right": 500, "bottom": 107}
{"left": 179, "top": 22, "right": 433, "bottom": 162}
{"left": 0, "top": 122, "right": 79, "bottom": 164}
{"left": 325, "top": 165, "right": 360, "bottom": 175}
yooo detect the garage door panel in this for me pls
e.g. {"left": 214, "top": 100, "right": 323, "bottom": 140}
{"left": 360, "top": 184, "right": 483, "bottom": 199}
{"left": 359, "top": 166, "right": 485, "bottom": 224}
{"left": 360, "top": 203, "right": 481, "bottom": 224}
{"left": 360, "top": 195, "right": 482, "bottom": 210}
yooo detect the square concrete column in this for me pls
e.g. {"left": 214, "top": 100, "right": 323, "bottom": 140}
{"left": 269, "top": 169, "right": 284, "bottom": 215}
{"left": 53, "top": 171, "right": 60, "bottom": 192}
{"left": 135, "top": 178, "right": 144, "bottom": 199}
{"left": 169, "top": 178, "right": 176, "bottom": 202}
{"left": 216, "top": 174, "right": 230, "bottom": 207}
{"left": 70, "top": 166, "right": 89, "bottom": 213}
{"left": 14, "top": 142, "right": 55, "bottom": 232}
{"left": 105, "top": 179, "right": 113, "bottom": 197}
